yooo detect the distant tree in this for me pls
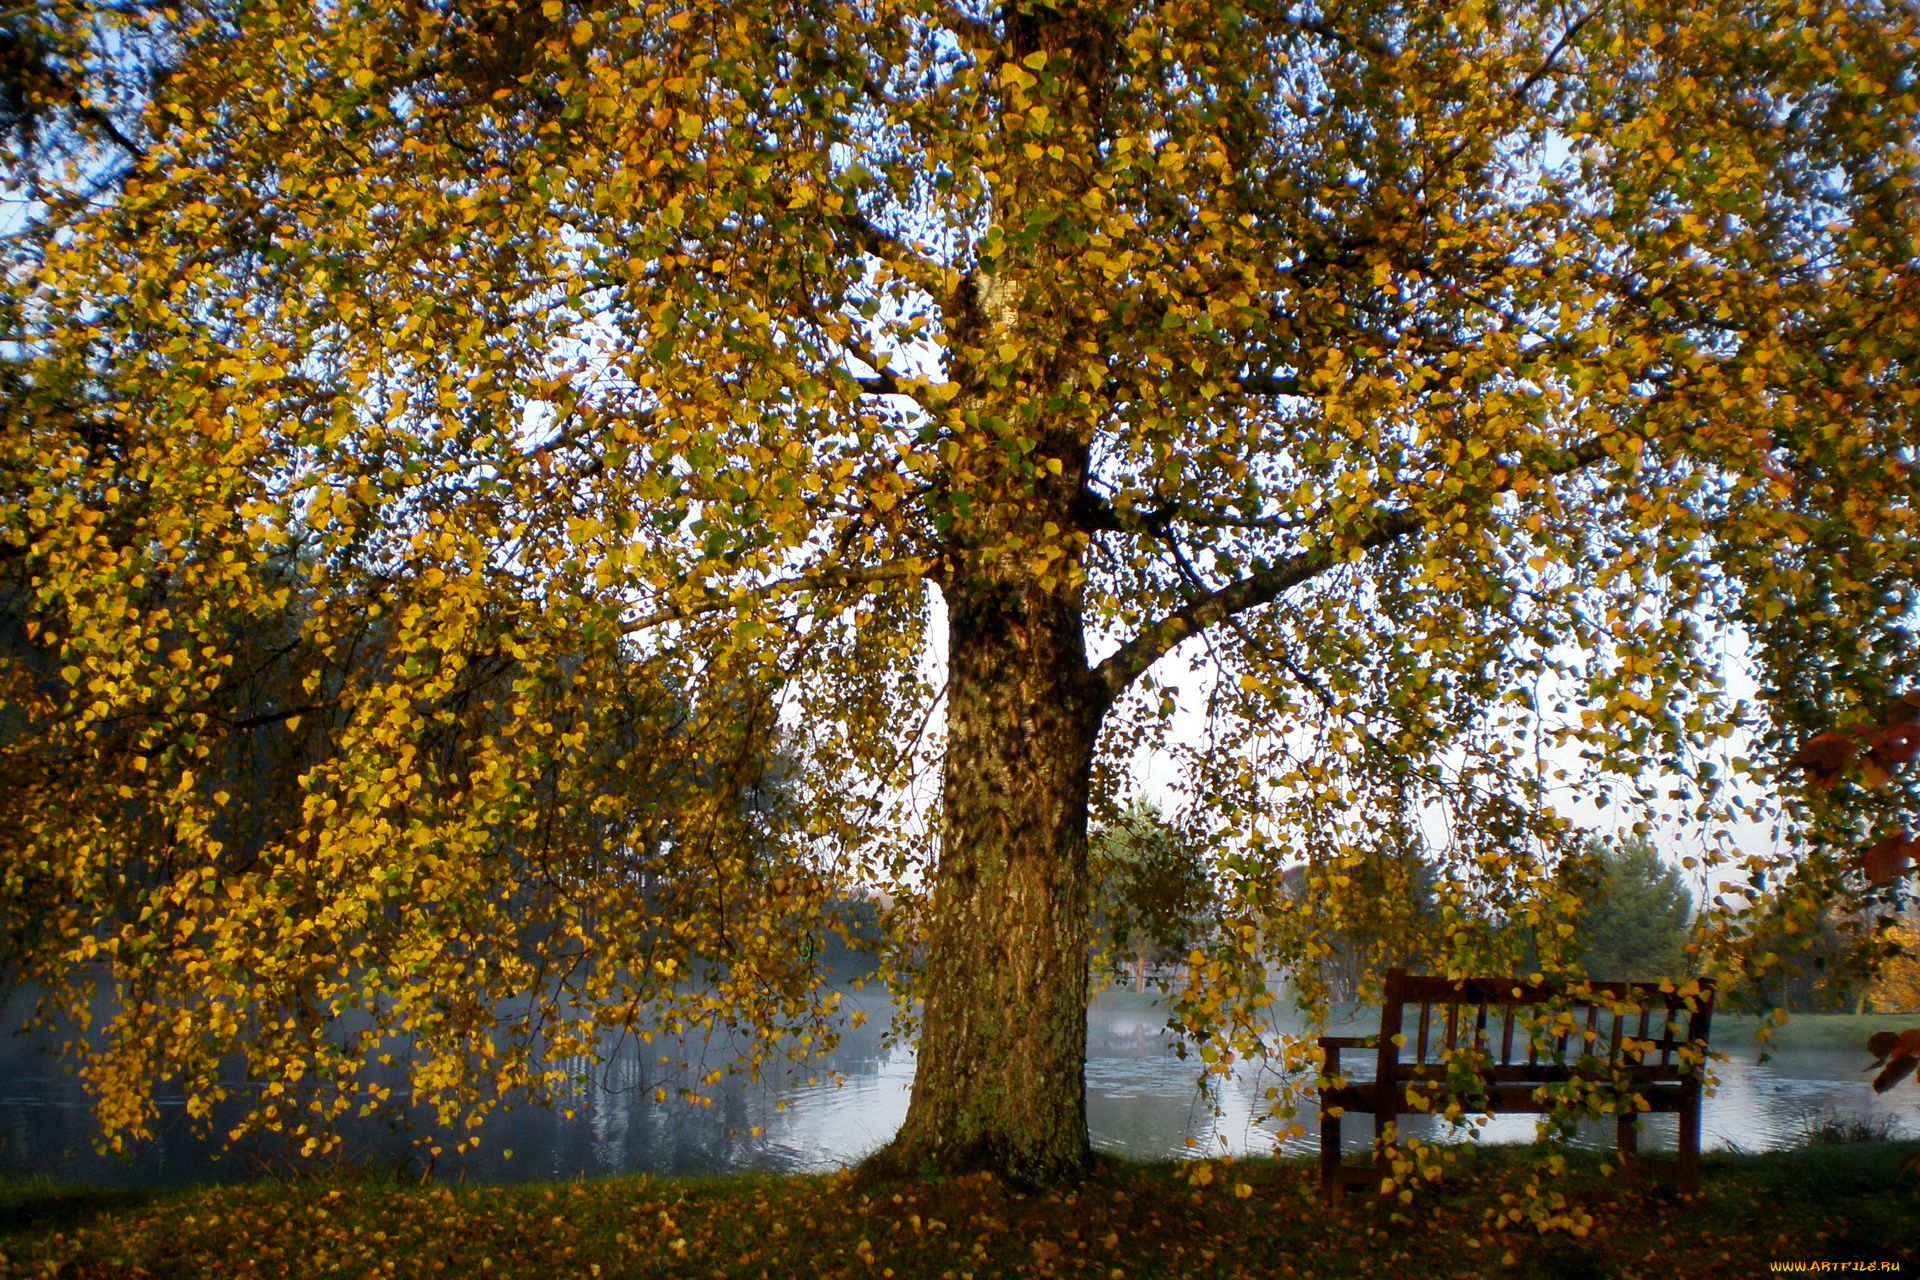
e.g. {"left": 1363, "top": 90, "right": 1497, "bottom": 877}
{"left": 1274, "top": 823, "right": 1444, "bottom": 1006}
{"left": 1870, "top": 922, "right": 1920, "bottom": 1014}
{"left": 1569, "top": 838, "right": 1692, "bottom": 982}
{"left": 1092, "top": 803, "right": 1214, "bottom": 993}
{"left": 1727, "top": 895, "right": 1894, "bottom": 1015}
{"left": 1559, "top": 836, "right": 1697, "bottom": 990}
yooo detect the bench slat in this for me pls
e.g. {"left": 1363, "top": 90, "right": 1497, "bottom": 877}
{"left": 1385, "top": 1062, "right": 1700, "bottom": 1084}
{"left": 1319, "top": 1035, "right": 1374, "bottom": 1049}
{"left": 1394, "top": 973, "right": 1716, "bottom": 1007}
{"left": 1322, "top": 1081, "right": 1700, "bottom": 1114}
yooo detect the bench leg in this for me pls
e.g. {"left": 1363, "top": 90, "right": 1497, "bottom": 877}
{"left": 1677, "top": 1086, "right": 1702, "bottom": 1195}
{"left": 1320, "top": 1109, "right": 1341, "bottom": 1205}
{"left": 1615, "top": 1110, "right": 1639, "bottom": 1186}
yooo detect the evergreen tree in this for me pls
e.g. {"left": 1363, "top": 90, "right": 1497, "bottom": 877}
{"left": 1092, "top": 802, "right": 1214, "bottom": 993}
{"left": 1571, "top": 838, "right": 1692, "bottom": 982}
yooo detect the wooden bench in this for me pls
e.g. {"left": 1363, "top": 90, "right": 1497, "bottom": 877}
{"left": 1318, "top": 968, "right": 1715, "bottom": 1203}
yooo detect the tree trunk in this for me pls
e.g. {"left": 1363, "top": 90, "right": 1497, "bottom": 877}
{"left": 874, "top": 577, "right": 1107, "bottom": 1185}
{"left": 870, "top": 5, "right": 1117, "bottom": 1184}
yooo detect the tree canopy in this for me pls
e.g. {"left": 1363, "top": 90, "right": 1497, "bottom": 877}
{"left": 2, "top": 0, "right": 1916, "bottom": 1183}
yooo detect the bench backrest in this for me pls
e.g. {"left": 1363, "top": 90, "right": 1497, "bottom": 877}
{"left": 1377, "top": 967, "right": 1715, "bottom": 1085}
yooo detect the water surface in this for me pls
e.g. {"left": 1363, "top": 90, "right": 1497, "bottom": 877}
{"left": 0, "top": 988, "right": 1904, "bottom": 1185}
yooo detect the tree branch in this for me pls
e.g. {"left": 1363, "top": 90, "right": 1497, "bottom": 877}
{"left": 1261, "top": 13, "right": 1394, "bottom": 61}
{"left": 1236, "top": 372, "right": 1307, "bottom": 397}
{"left": 226, "top": 703, "right": 326, "bottom": 731}
{"left": 855, "top": 372, "right": 907, "bottom": 395}
{"left": 1089, "top": 434, "right": 1612, "bottom": 700}
{"left": 842, "top": 339, "right": 926, "bottom": 402}
{"left": 937, "top": 4, "right": 996, "bottom": 52}
{"left": 621, "top": 558, "right": 932, "bottom": 634}
{"left": 1431, "top": 10, "right": 1597, "bottom": 174}
{"left": 1510, "top": 9, "right": 1598, "bottom": 105}
{"left": 0, "top": 28, "right": 145, "bottom": 160}
{"left": 1075, "top": 493, "right": 1316, "bottom": 536}
{"left": 838, "top": 208, "right": 949, "bottom": 298}
{"left": 1090, "top": 509, "right": 1423, "bottom": 701}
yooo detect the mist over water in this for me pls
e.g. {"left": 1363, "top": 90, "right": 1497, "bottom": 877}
{"left": 1, "top": 986, "right": 1906, "bottom": 1186}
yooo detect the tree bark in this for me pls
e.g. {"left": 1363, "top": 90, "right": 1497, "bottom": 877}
{"left": 874, "top": 574, "right": 1108, "bottom": 1185}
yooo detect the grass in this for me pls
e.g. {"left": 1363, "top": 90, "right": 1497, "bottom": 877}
{"left": 1712, "top": 1010, "right": 1920, "bottom": 1054}
{"left": 1094, "top": 989, "right": 1920, "bottom": 1056}
{"left": 1796, "top": 1110, "right": 1907, "bottom": 1145}
{"left": 1, "top": 1142, "right": 1914, "bottom": 1279}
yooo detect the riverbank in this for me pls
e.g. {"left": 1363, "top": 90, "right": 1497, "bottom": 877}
{"left": 1098, "top": 984, "right": 1920, "bottom": 1051}
{"left": 3, "top": 1142, "right": 1913, "bottom": 1278}
{"left": 1713, "top": 1009, "right": 1918, "bottom": 1053}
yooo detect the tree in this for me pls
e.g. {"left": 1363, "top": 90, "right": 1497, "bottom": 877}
{"left": 1567, "top": 837, "right": 1691, "bottom": 982}
{"left": 2, "top": 0, "right": 1916, "bottom": 1185}
{"left": 1871, "top": 921, "right": 1920, "bottom": 1014}
{"left": 1091, "top": 801, "right": 1214, "bottom": 992}
{"left": 1724, "top": 896, "right": 1888, "bottom": 1014}
{"left": 1278, "top": 836, "right": 1442, "bottom": 1006}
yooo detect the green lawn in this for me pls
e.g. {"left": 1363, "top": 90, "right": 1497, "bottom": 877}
{"left": 1713, "top": 1010, "right": 1920, "bottom": 1054}
{"left": 2, "top": 1141, "right": 1913, "bottom": 1279}
{"left": 1094, "top": 990, "right": 1920, "bottom": 1055}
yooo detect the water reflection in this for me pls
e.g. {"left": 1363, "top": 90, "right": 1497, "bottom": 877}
{"left": 0, "top": 987, "right": 1906, "bottom": 1186}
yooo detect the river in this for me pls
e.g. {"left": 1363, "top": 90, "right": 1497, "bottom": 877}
{"left": 1, "top": 987, "right": 1908, "bottom": 1185}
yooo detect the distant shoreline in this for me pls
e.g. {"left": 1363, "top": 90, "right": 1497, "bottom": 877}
{"left": 1089, "top": 983, "right": 1915, "bottom": 1054}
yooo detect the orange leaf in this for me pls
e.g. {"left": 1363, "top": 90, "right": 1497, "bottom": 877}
{"left": 1860, "top": 832, "right": 1920, "bottom": 885}
{"left": 1872, "top": 1028, "right": 1920, "bottom": 1063}
{"left": 1791, "top": 731, "right": 1858, "bottom": 788}
{"left": 1874, "top": 1051, "right": 1920, "bottom": 1093}
{"left": 1867, "top": 1030, "right": 1920, "bottom": 1099}
{"left": 1867, "top": 1027, "right": 1920, "bottom": 1090}
{"left": 1867, "top": 1030, "right": 1903, "bottom": 1065}
{"left": 1868, "top": 720, "right": 1920, "bottom": 767}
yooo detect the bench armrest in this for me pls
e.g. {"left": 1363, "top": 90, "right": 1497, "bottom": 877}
{"left": 1318, "top": 1036, "right": 1376, "bottom": 1049}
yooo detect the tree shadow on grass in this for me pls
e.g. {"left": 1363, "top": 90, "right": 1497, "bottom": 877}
{"left": 0, "top": 1179, "right": 160, "bottom": 1240}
